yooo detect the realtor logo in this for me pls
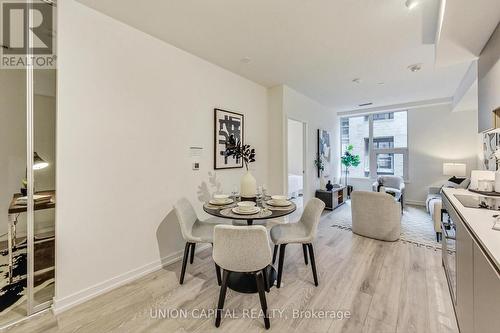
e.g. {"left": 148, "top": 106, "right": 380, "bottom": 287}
{"left": 1, "top": 0, "right": 56, "bottom": 68}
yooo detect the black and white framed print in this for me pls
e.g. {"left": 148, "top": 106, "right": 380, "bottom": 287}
{"left": 214, "top": 108, "right": 244, "bottom": 169}
{"left": 318, "top": 129, "right": 332, "bottom": 177}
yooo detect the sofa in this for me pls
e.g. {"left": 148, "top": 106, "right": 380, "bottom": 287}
{"left": 351, "top": 191, "right": 401, "bottom": 241}
{"left": 426, "top": 173, "right": 491, "bottom": 242}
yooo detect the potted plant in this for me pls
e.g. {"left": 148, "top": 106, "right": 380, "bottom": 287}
{"left": 20, "top": 179, "right": 28, "bottom": 196}
{"left": 225, "top": 135, "right": 257, "bottom": 199}
{"left": 340, "top": 145, "right": 361, "bottom": 195}
{"left": 314, "top": 156, "right": 327, "bottom": 190}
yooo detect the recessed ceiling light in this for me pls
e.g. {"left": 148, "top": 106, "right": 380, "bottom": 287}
{"left": 405, "top": 0, "right": 419, "bottom": 10}
{"left": 352, "top": 78, "right": 361, "bottom": 84}
{"left": 408, "top": 63, "right": 422, "bottom": 72}
{"left": 240, "top": 57, "right": 251, "bottom": 64}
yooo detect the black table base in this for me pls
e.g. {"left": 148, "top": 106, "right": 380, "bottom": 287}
{"left": 226, "top": 265, "right": 277, "bottom": 293}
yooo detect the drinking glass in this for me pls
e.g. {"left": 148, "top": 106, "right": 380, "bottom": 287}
{"left": 231, "top": 185, "right": 239, "bottom": 201}
{"left": 256, "top": 186, "right": 263, "bottom": 205}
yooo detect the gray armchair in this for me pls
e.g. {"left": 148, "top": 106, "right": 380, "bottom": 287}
{"left": 351, "top": 191, "right": 401, "bottom": 241}
{"left": 372, "top": 175, "right": 405, "bottom": 209}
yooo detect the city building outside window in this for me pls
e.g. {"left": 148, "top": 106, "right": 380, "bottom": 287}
{"left": 340, "top": 111, "right": 408, "bottom": 179}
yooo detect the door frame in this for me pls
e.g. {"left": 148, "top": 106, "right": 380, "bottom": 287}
{"left": 285, "top": 117, "right": 308, "bottom": 202}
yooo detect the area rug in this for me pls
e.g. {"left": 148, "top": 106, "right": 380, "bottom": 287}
{"left": 328, "top": 201, "right": 444, "bottom": 250}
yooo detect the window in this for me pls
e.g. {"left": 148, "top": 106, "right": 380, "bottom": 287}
{"left": 340, "top": 115, "right": 369, "bottom": 179}
{"left": 340, "top": 111, "right": 408, "bottom": 179}
{"left": 364, "top": 112, "right": 394, "bottom": 121}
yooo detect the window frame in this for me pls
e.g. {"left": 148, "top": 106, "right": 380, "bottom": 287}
{"left": 340, "top": 111, "right": 409, "bottom": 181}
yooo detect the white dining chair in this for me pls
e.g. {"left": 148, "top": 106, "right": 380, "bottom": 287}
{"left": 213, "top": 225, "right": 272, "bottom": 329}
{"left": 173, "top": 198, "right": 227, "bottom": 285}
{"left": 270, "top": 198, "right": 325, "bottom": 288}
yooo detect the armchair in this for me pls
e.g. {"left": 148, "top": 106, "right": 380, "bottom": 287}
{"left": 351, "top": 191, "right": 401, "bottom": 241}
{"left": 372, "top": 175, "right": 405, "bottom": 209}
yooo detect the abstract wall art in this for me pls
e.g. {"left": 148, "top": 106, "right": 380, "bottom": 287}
{"left": 214, "top": 108, "right": 244, "bottom": 169}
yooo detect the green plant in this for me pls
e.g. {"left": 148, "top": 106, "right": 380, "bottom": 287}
{"left": 224, "top": 134, "right": 256, "bottom": 171}
{"left": 21, "top": 179, "right": 27, "bottom": 188}
{"left": 340, "top": 145, "right": 361, "bottom": 186}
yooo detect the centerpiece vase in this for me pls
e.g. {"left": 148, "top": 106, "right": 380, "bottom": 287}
{"left": 241, "top": 170, "right": 257, "bottom": 200}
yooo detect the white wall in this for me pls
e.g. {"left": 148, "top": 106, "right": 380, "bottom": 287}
{"left": 268, "top": 85, "right": 338, "bottom": 202}
{"left": 56, "top": 0, "right": 269, "bottom": 312}
{"left": 406, "top": 105, "right": 477, "bottom": 202}
{"left": 344, "top": 104, "right": 478, "bottom": 204}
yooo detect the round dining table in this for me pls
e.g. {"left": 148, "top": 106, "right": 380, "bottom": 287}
{"left": 203, "top": 197, "right": 296, "bottom": 293}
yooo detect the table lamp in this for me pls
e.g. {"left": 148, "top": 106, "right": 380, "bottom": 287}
{"left": 21, "top": 152, "right": 49, "bottom": 195}
{"left": 443, "top": 163, "right": 466, "bottom": 184}
{"left": 33, "top": 152, "right": 49, "bottom": 170}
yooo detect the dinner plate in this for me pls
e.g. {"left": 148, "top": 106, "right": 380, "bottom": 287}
{"left": 266, "top": 199, "right": 292, "bottom": 207}
{"left": 209, "top": 198, "right": 234, "bottom": 205}
{"left": 232, "top": 207, "right": 261, "bottom": 215}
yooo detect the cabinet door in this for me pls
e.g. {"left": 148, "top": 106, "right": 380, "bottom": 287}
{"left": 473, "top": 244, "right": 500, "bottom": 333}
{"left": 455, "top": 218, "right": 474, "bottom": 333}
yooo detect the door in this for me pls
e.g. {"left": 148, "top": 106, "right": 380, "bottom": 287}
{"left": 0, "top": 1, "right": 56, "bottom": 327}
{"left": 287, "top": 119, "right": 306, "bottom": 205}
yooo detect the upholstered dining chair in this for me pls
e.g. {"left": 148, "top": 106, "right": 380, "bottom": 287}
{"left": 270, "top": 198, "right": 325, "bottom": 288}
{"left": 213, "top": 225, "right": 272, "bottom": 329}
{"left": 174, "top": 198, "right": 227, "bottom": 285}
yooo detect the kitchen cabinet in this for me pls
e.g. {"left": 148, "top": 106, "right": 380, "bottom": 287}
{"left": 442, "top": 188, "right": 500, "bottom": 333}
{"left": 473, "top": 243, "right": 500, "bottom": 333}
{"left": 455, "top": 217, "right": 474, "bottom": 333}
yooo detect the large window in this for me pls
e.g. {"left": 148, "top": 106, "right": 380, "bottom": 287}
{"left": 340, "top": 111, "right": 408, "bottom": 179}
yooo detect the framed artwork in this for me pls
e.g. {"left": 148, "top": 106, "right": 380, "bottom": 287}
{"left": 483, "top": 131, "right": 500, "bottom": 171}
{"left": 318, "top": 129, "right": 332, "bottom": 177}
{"left": 214, "top": 108, "right": 244, "bottom": 169}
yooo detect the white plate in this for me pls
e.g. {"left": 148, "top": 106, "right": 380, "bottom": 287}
{"left": 209, "top": 198, "right": 234, "bottom": 205}
{"left": 267, "top": 199, "right": 292, "bottom": 207}
{"left": 232, "top": 207, "right": 261, "bottom": 215}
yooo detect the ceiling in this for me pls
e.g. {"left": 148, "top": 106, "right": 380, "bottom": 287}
{"left": 435, "top": 0, "right": 500, "bottom": 67}
{"left": 76, "top": 0, "right": 495, "bottom": 111}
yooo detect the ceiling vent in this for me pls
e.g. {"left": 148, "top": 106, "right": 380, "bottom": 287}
{"left": 358, "top": 102, "right": 373, "bottom": 107}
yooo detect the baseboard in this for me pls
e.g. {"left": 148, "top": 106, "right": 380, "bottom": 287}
{"left": 405, "top": 199, "right": 426, "bottom": 206}
{"left": 52, "top": 243, "right": 210, "bottom": 315}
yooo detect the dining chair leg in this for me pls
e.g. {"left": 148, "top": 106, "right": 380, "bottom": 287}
{"left": 277, "top": 244, "right": 287, "bottom": 288}
{"left": 190, "top": 243, "right": 196, "bottom": 264}
{"left": 302, "top": 244, "right": 308, "bottom": 265}
{"left": 272, "top": 245, "right": 278, "bottom": 264}
{"left": 262, "top": 268, "right": 269, "bottom": 292}
{"left": 179, "top": 242, "right": 191, "bottom": 284}
{"left": 307, "top": 243, "right": 319, "bottom": 286}
{"left": 215, "top": 270, "right": 229, "bottom": 328}
{"left": 215, "top": 263, "right": 222, "bottom": 286}
{"left": 256, "top": 272, "right": 270, "bottom": 329}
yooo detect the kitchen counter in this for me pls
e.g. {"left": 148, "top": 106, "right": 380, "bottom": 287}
{"left": 442, "top": 187, "right": 500, "bottom": 272}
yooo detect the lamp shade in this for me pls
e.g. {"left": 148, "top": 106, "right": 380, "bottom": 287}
{"left": 443, "top": 163, "right": 466, "bottom": 177}
{"left": 33, "top": 152, "right": 49, "bottom": 170}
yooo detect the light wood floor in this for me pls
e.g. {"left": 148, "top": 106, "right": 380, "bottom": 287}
{"left": 3, "top": 211, "right": 458, "bottom": 333}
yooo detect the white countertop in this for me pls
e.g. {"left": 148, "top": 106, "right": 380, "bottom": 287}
{"left": 443, "top": 188, "right": 500, "bottom": 270}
